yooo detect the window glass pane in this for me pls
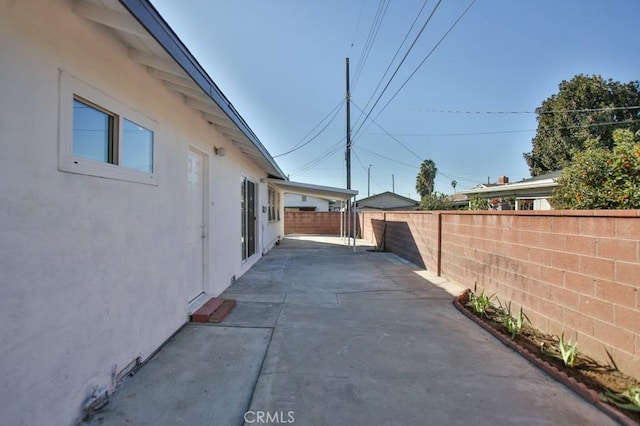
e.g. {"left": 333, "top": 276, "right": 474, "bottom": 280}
{"left": 73, "top": 99, "right": 110, "bottom": 163}
{"left": 122, "top": 119, "right": 154, "bottom": 173}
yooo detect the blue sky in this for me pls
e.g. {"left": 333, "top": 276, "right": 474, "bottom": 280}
{"left": 150, "top": 0, "right": 640, "bottom": 199}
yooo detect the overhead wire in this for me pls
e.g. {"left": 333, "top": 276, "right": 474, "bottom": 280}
{"left": 351, "top": 0, "right": 432, "bottom": 133}
{"left": 352, "top": 0, "right": 444, "bottom": 141}
{"left": 352, "top": 0, "right": 391, "bottom": 89}
{"left": 353, "top": 146, "right": 417, "bottom": 170}
{"left": 351, "top": 100, "right": 423, "bottom": 161}
{"left": 352, "top": 148, "right": 386, "bottom": 191}
{"left": 367, "top": 118, "right": 639, "bottom": 138}
{"left": 273, "top": 100, "right": 343, "bottom": 158}
{"left": 360, "top": 0, "right": 477, "bottom": 138}
{"left": 289, "top": 139, "right": 344, "bottom": 178}
{"left": 348, "top": 0, "right": 367, "bottom": 58}
{"left": 409, "top": 105, "right": 640, "bottom": 115}
{"left": 354, "top": 145, "right": 474, "bottom": 191}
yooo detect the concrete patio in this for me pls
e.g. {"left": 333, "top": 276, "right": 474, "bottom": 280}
{"left": 85, "top": 236, "right": 616, "bottom": 425}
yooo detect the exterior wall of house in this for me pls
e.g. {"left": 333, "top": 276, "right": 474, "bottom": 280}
{"left": 283, "top": 194, "right": 329, "bottom": 211}
{"left": 360, "top": 210, "right": 640, "bottom": 381}
{"left": 0, "top": 1, "right": 282, "bottom": 425}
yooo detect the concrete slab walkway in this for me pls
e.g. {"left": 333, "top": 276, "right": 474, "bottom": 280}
{"left": 86, "top": 236, "right": 617, "bottom": 425}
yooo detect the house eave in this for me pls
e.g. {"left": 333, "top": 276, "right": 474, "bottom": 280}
{"left": 268, "top": 179, "right": 357, "bottom": 201}
{"left": 115, "top": 0, "right": 286, "bottom": 179}
{"left": 459, "top": 180, "right": 558, "bottom": 197}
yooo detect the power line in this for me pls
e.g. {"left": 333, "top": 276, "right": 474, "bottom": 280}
{"left": 352, "top": 0, "right": 390, "bottom": 89}
{"left": 409, "top": 105, "right": 640, "bottom": 115}
{"left": 367, "top": 0, "right": 477, "bottom": 129}
{"left": 367, "top": 118, "right": 638, "bottom": 138}
{"left": 289, "top": 139, "right": 344, "bottom": 177}
{"left": 353, "top": 146, "right": 417, "bottom": 169}
{"left": 273, "top": 100, "right": 343, "bottom": 158}
{"left": 352, "top": 0, "right": 443, "bottom": 141}
{"left": 354, "top": 146, "right": 476, "bottom": 190}
{"left": 353, "top": 148, "right": 386, "bottom": 191}
{"left": 370, "top": 129, "right": 536, "bottom": 137}
{"left": 351, "top": 0, "right": 432, "bottom": 133}
{"left": 351, "top": 100, "right": 423, "bottom": 161}
{"left": 348, "top": 0, "right": 367, "bottom": 58}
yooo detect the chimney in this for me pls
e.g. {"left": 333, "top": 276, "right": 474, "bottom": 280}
{"left": 498, "top": 176, "right": 509, "bottom": 184}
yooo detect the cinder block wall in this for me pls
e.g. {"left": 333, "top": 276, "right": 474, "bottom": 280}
{"left": 360, "top": 210, "right": 640, "bottom": 380}
{"left": 284, "top": 211, "right": 358, "bottom": 235}
{"left": 384, "top": 212, "right": 440, "bottom": 270}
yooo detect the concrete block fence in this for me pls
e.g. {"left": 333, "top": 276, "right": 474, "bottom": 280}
{"left": 359, "top": 210, "right": 640, "bottom": 381}
{"left": 284, "top": 211, "right": 360, "bottom": 236}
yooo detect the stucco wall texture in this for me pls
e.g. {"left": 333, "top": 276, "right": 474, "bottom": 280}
{"left": 359, "top": 210, "right": 640, "bottom": 381}
{"left": 0, "top": 1, "right": 283, "bottom": 425}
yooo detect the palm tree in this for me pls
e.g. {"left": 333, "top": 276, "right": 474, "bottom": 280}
{"left": 451, "top": 180, "right": 457, "bottom": 193}
{"left": 415, "top": 159, "right": 437, "bottom": 198}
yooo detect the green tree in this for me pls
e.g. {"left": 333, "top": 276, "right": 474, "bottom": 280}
{"left": 468, "top": 194, "right": 489, "bottom": 210}
{"left": 416, "top": 159, "right": 437, "bottom": 197}
{"left": 552, "top": 129, "right": 640, "bottom": 209}
{"left": 420, "top": 192, "right": 455, "bottom": 210}
{"left": 524, "top": 75, "right": 640, "bottom": 176}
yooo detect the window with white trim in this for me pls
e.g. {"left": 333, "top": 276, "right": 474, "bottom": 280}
{"left": 268, "top": 186, "right": 280, "bottom": 222}
{"left": 59, "top": 70, "right": 157, "bottom": 185}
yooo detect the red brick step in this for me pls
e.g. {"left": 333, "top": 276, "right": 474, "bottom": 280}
{"left": 208, "top": 299, "right": 236, "bottom": 323}
{"left": 191, "top": 297, "right": 236, "bottom": 323}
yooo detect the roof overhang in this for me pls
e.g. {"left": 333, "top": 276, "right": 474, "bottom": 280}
{"left": 76, "top": 0, "right": 286, "bottom": 179}
{"left": 459, "top": 179, "right": 558, "bottom": 198}
{"left": 268, "top": 179, "right": 357, "bottom": 201}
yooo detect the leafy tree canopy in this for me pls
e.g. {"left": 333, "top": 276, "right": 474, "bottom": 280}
{"left": 552, "top": 129, "right": 640, "bottom": 209}
{"left": 524, "top": 74, "right": 640, "bottom": 176}
{"left": 416, "top": 159, "right": 437, "bottom": 198}
{"left": 419, "top": 192, "right": 455, "bottom": 211}
{"left": 468, "top": 194, "right": 489, "bottom": 210}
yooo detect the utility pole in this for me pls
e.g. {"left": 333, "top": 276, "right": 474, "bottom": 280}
{"left": 367, "top": 164, "right": 372, "bottom": 197}
{"left": 392, "top": 174, "right": 395, "bottom": 193}
{"left": 345, "top": 57, "right": 351, "bottom": 190}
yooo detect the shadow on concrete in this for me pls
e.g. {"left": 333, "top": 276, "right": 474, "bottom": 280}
{"left": 379, "top": 220, "right": 426, "bottom": 269}
{"left": 84, "top": 236, "right": 617, "bottom": 426}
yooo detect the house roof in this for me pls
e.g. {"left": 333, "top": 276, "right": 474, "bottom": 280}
{"left": 268, "top": 179, "right": 358, "bottom": 201}
{"left": 78, "top": 0, "right": 286, "bottom": 179}
{"left": 459, "top": 171, "right": 561, "bottom": 197}
{"left": 356, "top": 191, "right": 419, "bottom": 206}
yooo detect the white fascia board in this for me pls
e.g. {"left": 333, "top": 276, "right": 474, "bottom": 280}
{"left": 268, "top": 179, "right": 357, "bottom": 201}
{"left": 459, "top": 179, "right": 558, "bottom": 195}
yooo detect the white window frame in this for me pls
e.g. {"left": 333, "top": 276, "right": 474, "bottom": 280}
{"left": 58, "top": 70, "right": 158, "bottom": 185}
{"left": 268, "top": 186, "right": 280, "bottom": 222}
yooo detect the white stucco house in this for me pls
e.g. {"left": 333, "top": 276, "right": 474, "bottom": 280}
{"left": 283, "top": 194, "right": 331, "bottom": 211}
{"left": 0, "top": 1, "right": 356, "bottom": 425}
{"left": 459, "top": 172, "right": 561, "bottom": 210}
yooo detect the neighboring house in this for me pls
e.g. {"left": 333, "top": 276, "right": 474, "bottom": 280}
{"left": 451, "top": 192, "right": 470, "bottom": 209}
{"left": 284, "top": 194, "right": 330, "bottom": 212}
{"left": 459, "top": 172, "right": 561, "bottom": 210}
{"left": 0, "top": 1, "right": 355, "bottom": 425}
{"left": 356, "top": 191, "right": 420, "bottom": 211}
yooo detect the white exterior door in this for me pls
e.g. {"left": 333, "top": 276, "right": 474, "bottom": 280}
{"left": 187, "top": 149, "right": 206, "bottom": 301}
